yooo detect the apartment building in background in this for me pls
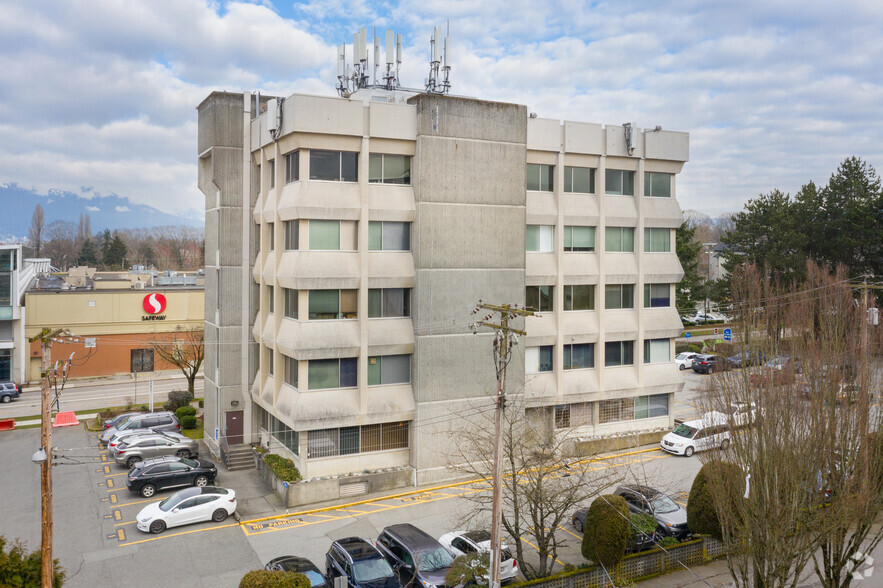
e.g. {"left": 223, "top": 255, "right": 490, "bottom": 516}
{"left": 198, "top": 88, "right": 688, "bottom": 496}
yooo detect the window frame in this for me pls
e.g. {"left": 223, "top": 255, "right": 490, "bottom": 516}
{"left": 367, "top": 354, "right": 411, "bottom": 386}
{"left": 526, "top": 164, "right": 554, "bottom": 191}
{"left": 563, "top": 226, "right": 595, "bottom": 252}
{"left": 526, "top": 285, "right": 554, "bottom": 312}
{"left": 368, "top": 221, "right": 411, "bottom": 251}
{"left": 309, "top": 149, "right": 358, "bottom": 182}
{"left": 526, "top": 225, "right": 554, "bottom": 253}
{"left": 644, "top": 172, "right": 672, "bottom": 197}
{"left": 284, "top": 220, "right": 299, "bottom": 250}
{"left": 643, "top": 339, "right": 671, "bottom": 364}
{"left": 368, "top": 153, "right": 411, "bottom": 185}
{"left": 604, "top": 340, "right": 635, "bottom": 367}
{"left": 644, "top": 228, "right": 671, "bottom": 253}
{"left": 283, "top": 288, "right": 298, "bottom": 319}
{"left": 563, "top": 343, "right": 595, "bottom": 370}
{"left": 367, "top": 288, "right": 411, "bottom": 318}
{"left": 563, "top": 284, "right": 595, "bottom": 311}
{"left": 604, "top": 227, "right": 636, "bottom": 252}
{"left": 605, "top": 169, "right": 635, "bottom": 196}
{"left": 604, "top": 284, "right": 635, "bottom": 310}
{"left": 563, "top": 166, "right": 595, "bottom": 194}
{"left": 643, "top": 283, "right": 671, "bottom": 308}
{"left": 307, "top": 357, "right": 357, "bottom": 390}
{"left": 525, "top": 346, "right": 553, "bottom": 374}
{"left": 284, "top": 151, "right": 300, "bottom": 184}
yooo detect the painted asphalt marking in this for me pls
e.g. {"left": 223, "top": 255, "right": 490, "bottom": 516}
{"left": 119, "top": 522, "right": 240, "bottom": 547}
{"left": 116, "top": 496, "right": 162, "bottom": 508}
{"left": 558, "top": 525, "right": 582, "bottom": 541}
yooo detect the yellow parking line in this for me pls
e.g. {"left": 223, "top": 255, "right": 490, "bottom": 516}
{"left": 675, "top": 500, "right": 687, "bottom": 507}
{"left": 105, "top": 472, "right": 127, "bottom": 478}
{"left": 558, "top": 525, "right": 582, "bottom": 541}
{"left": 119, "top": 521, "right": 240, "bottom": 547}
{"left": 117, "top": 497, "right": 162, "bottom": 508}
{"left": 114, "top": 520, "right": 137, "bottom": 527}
{"left": 519, "top": 536, "right": 564, "bottom": 565}
{"left": 117, "top": 529, "right": 125, "bottom": 541}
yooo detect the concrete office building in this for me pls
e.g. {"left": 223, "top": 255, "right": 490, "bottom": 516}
{"left": 198, "top": 88, "right": 688, "bottom": 494}
{"left": 0, "top": 245, "right": 50, "bottom": 384}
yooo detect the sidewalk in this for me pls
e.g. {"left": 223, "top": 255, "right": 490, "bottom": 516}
{"left": 638, "top": 559, "right": 734, "bottom": 587}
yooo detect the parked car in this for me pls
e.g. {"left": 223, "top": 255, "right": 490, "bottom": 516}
{"left": 724, "top": 401, "right": 757, "bottom": 427}
{"left": 675, "top": 352, "right": 700, "bottom": 371}
{"left": 106, "top": 427, "right": 166, "bottom": 451}
{"left": 691, "top": 354, "right": 729, "bottom": 374}
{"left": 375, "top": 524, "right": 456, "bottom": 588}
{"left": 660, "top": 411, "right": 730, "bottom": 457}
{"left": 126, "top": 455, "right": 217, "bottom": 498}
{"left": 0, "top": 382, "right": 21, "bottom": 403}
{"left": 265, "top": 556, "right": 328, "bottom": 588}
{"left": 570, "top": 507, "right": 659, "bottom": 552}
{"left": 613, "top": 485, "right": 690, "bottom": 540}
{"left": 103, "top": 411, "right": 144, "bottom": 430}
{"left": 113, "top": 432, "right": 199, "bottom": 468}
{"left": 136, "top": 486, "right": 236, "bottom": 534}
{"left": 100, "top": 411, "right": 180, "bottom": 445}
{"left": 726, "top": 351, "right": 766, "bottom": 369}
{"left": 766, "top": 355, "right": 802, "bottom": 373}
{"left": 438, "top": 530, "right": 519, "bottom": 583}
{"left": 326, "top": 537, "right": 398, "bottom": 588}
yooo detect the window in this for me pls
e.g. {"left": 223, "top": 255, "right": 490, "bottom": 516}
{"left": 605, "top": 169, "right": 635, "bottom": 195}
{"left": 307, "top": 421, "right": 409, "bottom": 458}
{"left": 555, "top": 402, "right": 593, "bottom": 429}
{"left": 526, "top": 285, "right": 553, "bottom": 312}
{"left": 605, "top": 227, "right": 635, "bottom": 252}
{"left": 564, "top": 166, "right": 594, "bottom": 193}
{"left": 369, "top": 221, "right": 410, "bottom": 250}
{"left": 368, "top": 288, "right": 411, "bottom": 318}
{"left": 308, "top": 358, "right": 357, "bottom": 390}
{"left": 526, "top": 225, "right": 554, "bottom": 252}
{"left": 284, "top": 355, "right": 298, "bottom": 388}
{"left": 310, "top": 150, "right": 357, "bottom": 182}
{"left": 555, "top": 405, "right": 570, "bottom": 429}
{"left": 0, "top": 350, "right": 9, "bottom": 381}
{"left": 564, "top": 343, "right": 594, "bottom": 369}
{"left": 369, "top": 154, "right": 411, "bottom": 184}
{"left": 264, "top": 412, "right": 299, "bottom": 455}
{"left": 644, "top": 172, "right": 671, "bottom": 197}
{"left": 564, "top": 226, "right": 595, "bottom": 252}
{"left": 284, "top": 220, "right": 299, "bottom": 250}
{"left": 308, "top": 290, "right": 357, "bottom": 319}
{"left": 564, "top": 285, "right": 595, "bottom": 311}
{"left": 605, "top": 341, "right": 635, "bottom": 366}
{"left": 267, "top": 351, "right": 274, "bottom": 376}
{"left": 635, "top": 394, "right": 670, "bottom": 419}
{"left": 644, "top": 339, "right": 670, "bottom": 364}
{"left": 368, "top": 355, "right": 411, "bottom": 385}
{"left": 644, "top": 228, "right": 671, "bottom": 252}
{"left": 526, "top": 164, "right": 554, "bottom": 191}
{"left": 525, "top": 346, "right": 553, "bottom": 374}
{"left": 644, "top": 284, "right": 671, "bottom": 308}
{"left": 269, "top": 159, "right": 275, "bottom": 189}
{"left": 308, "top": 220, "right": 340, "bottom": 250}
{"left": 130, "top": 349, "right": 154, "bottom": 372}
{"left": 283, "top": 288, "right": 298, "bottom": 319}
{"left": 599, "top": 398, "right": 635, "bottom": 423}
{"left": 605, "top": 284, "right": 635, "bottom": 309}
{"left": 268, "top": 222, "right": 275, "bottom": 251}
{"left": 285, "top": 151, "right": 299, "bottom": 183}
{"left": 267, "top": 287, "right": 274, "bottom": 313}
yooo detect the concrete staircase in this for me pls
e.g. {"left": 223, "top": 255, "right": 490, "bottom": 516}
{"left": 224, "top": 444, "right": 256, "bottom": 471}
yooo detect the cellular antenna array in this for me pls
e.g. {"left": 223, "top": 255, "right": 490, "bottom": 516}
{"left": 425, "top": 22, "right": 452, "bottom": 94}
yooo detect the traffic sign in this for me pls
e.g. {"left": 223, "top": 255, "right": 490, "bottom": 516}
{"left": 714, "top": 328, "right": 719, "bottom": 334}
{"left": 724, "top": 328, "right": 732, "bottom": 341}
{"left": 685, "top": 333, "right": 691, "bottom": 338}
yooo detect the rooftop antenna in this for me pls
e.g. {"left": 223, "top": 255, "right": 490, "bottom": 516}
{"left": 373, "top": 27, "right": 381, "bottom": 87}
{"left": 383, "top": 29, "right": 398, "bottom": 90}
{"left": 336, "top": 44, "right": 348, "bottom": 96}
{"left": 426, "top": 22, "right": 452, "bottom": 94}
{"left": 335, "top": 26, "right": 403, "bottom": 96}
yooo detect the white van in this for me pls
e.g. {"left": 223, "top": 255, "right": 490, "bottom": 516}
{"left": 660, "top": 411, "right": 730, "bottom": 457}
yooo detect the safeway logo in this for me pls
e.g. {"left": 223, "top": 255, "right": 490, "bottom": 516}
{"left": 143, "top": 293, "right": 167, "bottom": 314}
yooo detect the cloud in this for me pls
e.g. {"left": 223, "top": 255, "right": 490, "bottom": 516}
{"left": 115, "top": 206, "right": 131, "bottom": 212}
{"left": 86, "top": 206, "right": 100, "bottom": 212}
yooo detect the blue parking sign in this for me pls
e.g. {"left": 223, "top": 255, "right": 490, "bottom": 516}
{"left": 685, "top": 332, "right": 691, "bottom": 338}
{"left": 724, "top": 328, "right": 732, "bottom": 341}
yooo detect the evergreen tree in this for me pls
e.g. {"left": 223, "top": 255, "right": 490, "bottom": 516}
{"left": 676, "top": 221, "right": 703, "bottom": 315}
{"left": 78, "top": 237, "right": 99, "bottom": 267}
{"left": 99, "top": 228, "right": 113, "bottom": 268}
{"left": 103, "top": 233, "right": 128, "bottom": 269}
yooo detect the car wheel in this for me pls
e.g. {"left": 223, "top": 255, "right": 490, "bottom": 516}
{"left": 1, "top": 395, "right": 10, "bottom": 403}
{"left": 679, "top": 364, "right": 686, "bottom": 371}
{"left": 212, "top": 508, "right": 228, "bottom": 523}
{"left": 176, "top": 449, "right": 190, "bottom": 458}
{"left": 194, "top": 475, "right": 209, "bottom": 487}
{"left": 140, "top": 484, "right": 156, "bottom": 498}
{"left": 684, "top": 446, "right": 695, "bottom": 457}
{"left": 573, "top": 518, "right": 583, "bottom": 533}
{"left": 126, "top": 456, "right": 142, "bottom": 468}
{"left": 707, "top": 367, "right": 714, "bottom": 375}
{"left": 149, "top": 520, "right": 166, "bottom": 534}
{"left": 720, "top": 438, "right": 730, "bottom": 451}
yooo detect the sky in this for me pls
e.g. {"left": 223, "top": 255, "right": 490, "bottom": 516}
{"left": 1, "top": 0, "right": 881, "bottom": 218}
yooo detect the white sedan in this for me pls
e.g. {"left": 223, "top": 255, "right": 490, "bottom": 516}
{"left": 136, "top": 486, "right": 237, "bottom": 534}
{"left": 675, "top": 352, "right": 700, "bottom": 371}
{"left": 438, "top": 530, "right": 519, "bottom": 583}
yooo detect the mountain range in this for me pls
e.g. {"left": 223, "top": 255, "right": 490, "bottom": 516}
{"left": 0, "top": 184, "right": 204, "bottom": 242}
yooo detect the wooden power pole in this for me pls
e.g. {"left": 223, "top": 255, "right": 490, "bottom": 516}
{"left": 472, "top": 303, "right": 533, "bottom": 588}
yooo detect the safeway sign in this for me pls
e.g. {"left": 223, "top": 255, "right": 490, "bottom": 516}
{"left": 142, "top": 293, "right": 167, "bottom": 321}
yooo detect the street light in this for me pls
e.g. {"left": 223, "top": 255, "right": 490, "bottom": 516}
{"left": 32, "top": 447, "right": 48, "bottom": 465}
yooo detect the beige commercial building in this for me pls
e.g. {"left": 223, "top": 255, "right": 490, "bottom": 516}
{"left": 198, "top": 88, "right": 688, "bottom": 494}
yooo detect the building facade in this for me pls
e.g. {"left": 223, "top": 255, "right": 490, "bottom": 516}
{"left": 198, "top": 90, "right": 688, "bottom": 487}
{"left": 0, "top": 245, "right": 49, "bottom": 384}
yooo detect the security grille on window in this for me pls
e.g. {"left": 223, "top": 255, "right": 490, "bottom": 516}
{"left": 369, "top": 154, "right": 411, "bottom": 184}
{"left": 564, "top": 226, "right": 595, "bottom": 252}
{"left": 555, "top": 402, "right": 593, "bottom": 429}
{"left": 368, "top": 221, "right": 410, "bottom": 250}
{"left": 644, "top": 172, "right": 671, "bottom": 197}
{"left": 284, "top": 220, "right": 299, "bottom": 250}
{"left": 526, "top": 225, "right": 554, "bottom": 252}
{"left": 564, "top": 343, "right": 594, "bottom": 369}
{"left": 130, "top": 349, "right": 154, "bottom": 373}
{"left": 285, "top": 151, "right": 299, "bottom": 183}
{"left": 564, "top": 285, "right": 595, "bottom": 311}
{"left": 599, "top": 398, "right": 636, "bottom": 423}
{"left": 306, "top": 421, "right": 409, "bottom": 458}
{"left": 605, "top": 341, "right": 635, "bottom": 366}
{"left": 526, "top": 164, "right": 554, "bottom": 191}
{"left": 283, "top": 288, "right": 298, "bottom": 319}
{"left": 554, "top": 405, "right": 570, "bottom": 429}
{"left": 269, "top": 159, "right": 275, "bottom": 189}
{"left": 308, "top": 358, "right": 357, "bottom": 390}
{"left": 605, "top": 169, "right": 635, "bottom": 195}
{"left": 644, "top": 284, "right": 671, "bottom": 308}
{"left": 643, "top": 339, "right": 670, "bottom": 364}
{"left": 605, "top": 227, "right": 635, "bottom": 252}
{"left": 525, "top": 346, "right": 553, "bottom": 373}
{"left": 526, "top": 285, "right": 553, "bottom": 312}
{"left": 368, "top": 288, "right": 411, "bottom": 318}
{"left": 368, "top": 355, "right": 411, "bottom": 385}
{"left": 284, "top": 355, "right": 298, "bottom": 387}
{"left": 644, "top": 228, "right": 671, "bottom": 252}
{"left": 564, "top": 166, "right": 595, "bottom": 193}
{"left": 308, "top": 290, "right": 357, "bottom": 320}
{"left": 310, "top": 150, "right": 357, "bottom": 182}
{"left": 605, "top": 284, "right": 635, "bottom": 309}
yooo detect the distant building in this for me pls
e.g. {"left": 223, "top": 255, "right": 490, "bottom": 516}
{"left": 0, "top": 244, "right": 49, "bottom": 383}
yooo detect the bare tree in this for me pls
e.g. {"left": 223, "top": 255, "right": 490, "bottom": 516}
{"left": 41, "top": 220, "right": 78, "bottom": 270}
{"left": 28, "top": 204, "right": 45, "bottom": 257}
{"left": 151, "top": 327, "right": 204, "bottom": 396}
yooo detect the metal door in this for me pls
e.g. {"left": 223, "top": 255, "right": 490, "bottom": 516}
{"left": 225, "top": 410, "right": 244, "bottom": 445}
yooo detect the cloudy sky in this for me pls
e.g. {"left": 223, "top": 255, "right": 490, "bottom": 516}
{"left": 1, "top": 0, "right": 881, "bottom": 218}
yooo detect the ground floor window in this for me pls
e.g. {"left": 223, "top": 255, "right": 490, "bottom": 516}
{"left": 307, "top": 421, "right": 409, "bottom": 459}
{"left": 0, "top": 349, "right": 10, "bottom": 381}
{"left": 554, "top": 401, "right": 593, "bottom": 429}
{"left": 599, "top": 394, "right": 669, "bottom": 423}
{"left": 259, "top": 407, "right": 299, "bottom": 456}
{"left": 130, "top": 349, "right": 154, "bottom": 372}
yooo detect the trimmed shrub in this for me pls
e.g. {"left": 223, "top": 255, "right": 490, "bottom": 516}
{"left": 0, "top": 535, "right": 65, "bottom": 588}
{"left": 687, "top": 460, "right": 742, "bottom": 540}
{"left": 630, "top": 513, "right": 657, "bottom": 536}
{"left": 658, "top": 536, "right": 681, "bottom": 548}
{"left": 239, "top": 570, "right": 311, "bottom": 588}
{"left": 263, "top": 454, "right": 302, "bottom": 482}
{"left": 164, "top": 389, "right": 193, "bottom": 413}
{"left": 582, "top": 494, "right": 631, "bottom": 567}
{"left": 175, "top": 405, "right": 197, "bottom": 420}
{"left": 198, "top": 399, "right": 204, "bottom": 408}
{"left": 180, "top": 415, "right": 198, "bottom": 430}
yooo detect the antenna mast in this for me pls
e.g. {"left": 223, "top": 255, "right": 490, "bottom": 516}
{"left": 425, "top": 22, "right": 453, "bottom": 94}
{"left": 338, "top": 27, "right": 402, "bottom": 96}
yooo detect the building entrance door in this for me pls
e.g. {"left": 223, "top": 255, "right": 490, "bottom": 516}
{"left": 225, "top": 410, "right": 244, "bottom": 445}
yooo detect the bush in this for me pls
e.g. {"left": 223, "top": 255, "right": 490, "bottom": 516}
{"left": 138, "top": 404, "right": 149, "bottom": 412}
{"left": 445, "top": 552, "right": 489, "bottom": 587}
{"left": 239, "top": 570, "right": 311, "bottom": 588}
{"left": 164, "top": 389, "right": 193, "bottom": 413}
{"left": 263, "top": 454, "right": 302, "bottom": 482}
{"left": 180, "top": 415, "right": 198, "bottom": 430}
{"left": 630, "top": 513, "right": 657, "bottom": 536}
{"left": 582, "top": 494, "right": 631, "bottom": 567}
{"left": 688, "top": 344, "right": 702, "bottom": 353}
{"left": 198, "top": 399, "right": 204, "bottom": 408}
{"left": 175, "top": 405, "right": 197, "bottom": 420}
{"left": 657, "top": 536, "right": 681, "bottom": 548}
{"left": 0, "top": 535, "right": 65, "bottom": 588}
{"left": 687, "top": 460, "right": 742, "bottom": 540}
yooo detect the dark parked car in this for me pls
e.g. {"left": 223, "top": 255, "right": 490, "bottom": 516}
{"left": 265, "top": 556, "right": 328, "bottom": 588}
{"left": 726, "top": 351, "right": 766, "bottom": 369}
{"left": 126, "top": 455, "right": 218, "bottom": 497}
{"left": 614, "top": 485, "right": 690, "bottom": 540}
{"left": 570, "top": 507, "right": 659, "bottom": 553}
{"left": 326, "top": 537, "right": 398, "bottom": 588}
{"left": 104, "top": 411, "right": 144, "bottom": 430}
{"left": 375, "top": 524, "right": 455, "bottom": 588}
{"left": 691, "top": 354, "right": 729, "bottom": 375}
{"left": 0, "top": 382, "right": 21, "bottom": 403}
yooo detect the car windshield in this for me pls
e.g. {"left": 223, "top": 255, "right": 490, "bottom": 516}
{"left": 651, "top": 494, "right": 679, "bottom": 514}
{"left": 676, "top": 353, "right": 690, "bottom": 360}
{"left": 180, "top": 457, "right": 198, "bottom": 468}
{"left": 302, "top": 571, "right": 326, "bottom": 586}
{"left": 415, "top": 547, "right": 454, "bottom": 572}
{"left": 671, "top": 424, "right": 697, "bottom": 439}
{"left": 118, "top": 419, "right": 135, "bottom": 430}
{"left": 352, "top": 558, "right": 394, "bottom": 583}
{"left": 158, "top": 495, "right": 180, "bottom": 512}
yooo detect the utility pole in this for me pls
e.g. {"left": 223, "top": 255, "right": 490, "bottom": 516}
{"left": 472, "top": 302, "right": 534, "bottom": 588}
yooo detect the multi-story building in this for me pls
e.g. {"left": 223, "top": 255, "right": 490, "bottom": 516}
{"left": 198, "top": 89, "right": 688, "bottom": 493}
{"left": 0, "top": 244, "right": 49, "bottom": 384}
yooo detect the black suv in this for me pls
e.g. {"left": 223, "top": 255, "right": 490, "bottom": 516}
{"left": 326, "top": 537, "right": 398, "bottom": 588}
{"left": 376, "top": 524, "right": 455, "bottom": 588}
{"left": 126, "top": 455, "right": 218, "bottom": 498}
{"left": 0, "top": 382, "right": 21, "bottom": 403}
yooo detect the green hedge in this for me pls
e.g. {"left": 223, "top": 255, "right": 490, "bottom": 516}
{"left": 175, "top": 405, "right": 197, "bottom": 419}
{"left": 263, "top": 454, "right": 302, "bottom": 482}
{"left": 239, "top": 570, "right": 311, "bottom": 588}
{"left": 180, "top": 415, "right": 198, "bottom": 430}
{"left": 582, "top": 494, "right": 631, "bottom": 567}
